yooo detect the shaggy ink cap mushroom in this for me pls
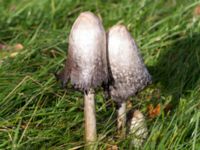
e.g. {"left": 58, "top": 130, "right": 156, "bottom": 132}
{"left": 106, "top": 25, "right": 152, "bottom": 103}
{"left": 56, "top": 12, "right": 108, "bottom": 92}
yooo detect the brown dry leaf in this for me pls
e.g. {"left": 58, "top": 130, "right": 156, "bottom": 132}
{"left": 146, "top": 95, "right": 152, "bottom": 100}
{"left": 148, "top": 104, "right": 161, "bottom": 118}
{"left": 127, "top": 99, "right": 132, "bottom": 109}
{"left": 106, "top": 145, "right": 118, "bottom": 150}
{"left": 194, "top": 5, "right": 200, "bottom": 16}
{"left": 9, "top": 43, "right": 24, "bottom": 58}
{"left": 164, "top": 103, "right": 173, "bottom": 114}
{"left": 148, "top": 104, "right": 153, "bottom": 117}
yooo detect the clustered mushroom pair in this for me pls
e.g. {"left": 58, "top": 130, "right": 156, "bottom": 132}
{"left": 56, "top": 11, "right": 151, "bottom": 148}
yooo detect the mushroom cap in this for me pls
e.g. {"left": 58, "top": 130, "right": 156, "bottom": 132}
{"left": 59, "top": 12, "right": 108, "bottom": 91}
{"left": 107, "top": 25, "right": 152, "bottom": 102}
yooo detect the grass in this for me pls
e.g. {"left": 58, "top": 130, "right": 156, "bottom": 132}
{"left": 0, "top": 0, "right": 200, "bottom": 149}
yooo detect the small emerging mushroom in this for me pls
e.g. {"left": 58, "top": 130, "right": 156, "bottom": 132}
{"left": 56, "top": 12, "right": 108, "bottom": 146}
{"left": 129, "top": 110, "right": 148, "bottom": 148}
{"left": 106, "top": 25, "right": 152, "bottom": 137}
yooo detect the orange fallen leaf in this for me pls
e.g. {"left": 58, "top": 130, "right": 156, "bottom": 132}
{"left": 148, "top": 104, "right": 160, "bottom": 118}
{"left": 194, "top": 5, "right": 200, "bottom": 16}
{"left": 14, "top": 43, "right": 24, "bottom": 51}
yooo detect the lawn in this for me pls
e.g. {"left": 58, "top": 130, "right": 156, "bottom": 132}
{"left": 0, "top": 0, "right": 200, "bottom": 149}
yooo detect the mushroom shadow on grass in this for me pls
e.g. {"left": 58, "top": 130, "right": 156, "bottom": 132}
{"left": 151, "top": 33, "right": 200, "bottom": 106}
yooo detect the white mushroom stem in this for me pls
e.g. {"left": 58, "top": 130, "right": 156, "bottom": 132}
{"left": 84, "top": 89, "right": 97, "bottom": 147}
{"left": 117, "top": 101, "right": 127, "bottom": 137}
